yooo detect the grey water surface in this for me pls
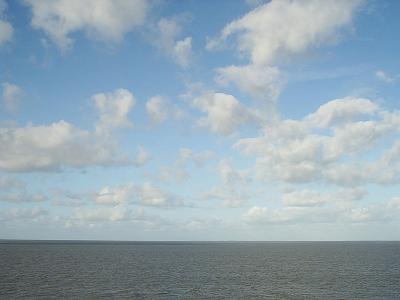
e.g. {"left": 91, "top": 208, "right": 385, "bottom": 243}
{"left": 1, "top": 241, "right": 399, "bottom": 299}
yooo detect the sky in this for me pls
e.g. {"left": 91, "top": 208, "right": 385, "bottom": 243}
{"left": 0, "top": 0, "right": 400, "bottom": 241}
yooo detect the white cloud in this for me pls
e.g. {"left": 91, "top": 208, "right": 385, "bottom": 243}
{"left": 235, "top": 96, "right": 400, "bottom": 186}
{"left": 155, "top": 17, "right": 193, "bottom": 68}
{"left": 193, "top": 92, "right": 260, "bottom": 135}
{"left": 173, "top": 37, "right": 192, "bottom": 67}
{"left": 133, "top": 146, "right": 151, "bottom": 167}
{"left": 0, "top": 20, "right": 12, "bottom": 47}
{"left": 242, "top": 206, "right": 267, "bottom": 221}
{"left": 94, "top": 182, "right": 183, "bottom": 208}
{"left": 208, "top": 0, "right": 362, "bottom": 66}
{"left": 2, "top": 83, "right": 23, "bottom": 113}
{"left": 202, "top": 159, "right": 253, "bottom": 207}
{"left": 72, "top": 206, "right": 132, "bottom": 223}
{"left": 0, "top": 120, "right": 126, "bottom": 172}
{"left": 208, "top": 0, "right": 362, "bottom": 100}
{"left": 216, "top": 64, "right": 283, "bottom": 101}
{"left": 375, "top": 70, "right": 394, "bottom": 83}
{"left": 218, "top": 159, "right": 248, "bottom": 186}
{"left": 93, "top": 88, "right": 135, "bottom": 135}
{"left": 0, "top": 207, "right": 48, "bottom": 222}
{"left": 138, "top": 182, "right": 182, "bottom": 207}
{"left": 242, "top": 204, "right": 352, "bottom": 225}
{"left": 146, "top": 96, "right": 168, "bottom": 124}
{"left": 0, "top": 176, "right": 48, "bottom": 203}
{"left": 0, "top": 88, "right": 141, "bottom": 172}
{"left": 95, "top": 184, "right": 133, "bottom": 206}
{"left": 0, "top": 0, "right": 13, "bottom": 47}
{"left": 24, "top": 0, "right": 148, "bottom": 51}
{"left": 305, "top": 97, "right": 378, "bottom": 128}
{"left": 282, "top": 189, "right": 328, "bottom": 207}
{"left": 64, "top": 206, "right": 172, "bottom": 229}
{"left": 203, "top": 186, "right": 252, "bottom": 208}
{"left": 0, "top": 193, "right": 48, "bottom": 203}
{"left": 157, "top": 148, "right": 214, "bottom": 183}
{"left": 146, "top": 95, "right": 186, "bottom": 126}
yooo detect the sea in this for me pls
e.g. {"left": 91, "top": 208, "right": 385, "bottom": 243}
{"left": 0, "top": 241, "right": 399, "bottom": 299}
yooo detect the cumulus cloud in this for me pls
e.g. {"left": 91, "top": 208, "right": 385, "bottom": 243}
{"left": 208, "top": 0, "right": 362, "bottom": 65}
{"left": 0, "top": 193, "right": 47, "bottom": 203}
{"left": 280, "top": 187, "right": 366, "bottom": 208}
{"left": 145, "top": 95, "right": 184, "bottom": 126}
{"left": 0, "top": 176, "right": 48, "bottom": 203}
{"left": 193, "top": 92, "right": 261, "bottom": 135}
{"left": 63, "top": 206, "right": 172, "bottom": 229}
{"left": 282, "top": 189, "right": 328, "bottom": 207}
{"left": 157, "top": 148, "right": 214, "bottom": 183}
{"left": 72, "top": 206, "right": 132, "bottom": 223}
{"left": 93, "top": 88, "right": 135, "bottom": 135}
{"left": 2, "top": 83, "right": 23, "bottom": 113}
{"left": 0, "top": 0, "right": 13, "bottom": 47}
{"left": 243, "top": 205, "right": 342, "bottom": 224}
{"left": 0, "top": 120, "right": 125, "bottom": 172}
{"left": 305, "top": 97, "right": 379, "bottom": 128}
{"left": 0, "top": 88, "right": 141, "bottom": 172}
{"left": 94, "top": 182, "right": 183, "bottom": 208}
{"left": 208, "top": 0, "right": 362, "bottom": 100}
{"left": 0, "top": 207, "right": 48, "bottom": 222}
{"left": 375, "top": 70, "right": 395, "bottom": 83}
{"left": 235, "top": 96, "right": 400, "bottom": 186}
{"left": 242, "top": 191, "right": 400, "bottom": 225}
{"left": 202, "top": 159, "right": 253, "bottom": 207}
{"left": 216, "top": 64, "right": 284, "bottom": 101}
{"left": 146, "top": 96, "right": 168, "bottom": 124}
{"left": 218, "top": 159, "right": 248, "bottom": 186}
{"left": 154, "top": 17, "right": 193, "bottom": 68}
{"left": 133, "top": 146, "right": 151, "bottom": 166}
{"left": 24, "top": 0, "right": 148, "bottom": 50}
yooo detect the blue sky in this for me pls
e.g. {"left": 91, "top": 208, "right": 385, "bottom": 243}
{"left": 0, "top": 0, "right": 400, "bottom": 240}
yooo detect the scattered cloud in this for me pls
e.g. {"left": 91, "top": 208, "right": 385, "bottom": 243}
{"left": 146, "top": 95, "right": 184, "bottom": 126}
{"left": 375, "top": 70, "right": 395, "bottom": 83}
{"left": 0, "top": 207, "right": 48, "bottom": 222}
{"left": 208, "top": 0, "right": 362, "bottom": 65}
{"left": 202, "top": 159, "right": 253, "bottom": 207}
{"left": 94, "top": 181, "right": 183, "bottom": 208}
{"left": 208, "top": 0, "right": 363, "bottom": 101}
{"left": 133, "top": 146, "right": 151, "bottom": 167}
{"left": 71, "top": 206, "right": 133, "bottom": 223}
{"left": 236, "top": 96, "right": 400, "bottom": 186}
{"left": 281, "top": 189, "right": 328, "bottom": 207}
{"left": 0, "top": 121, "right": 125, "bottom": 172}
{"left": 192, "top": 92, "right": 261, "bottom": 135}
{"left": 216, "top": 64, "right": 284, "bottom": 102}
{"left": 146, "top": 95, "right": 168, "bottom": 125}
{"left": 0, "top": 193, "right": 48, "bottom": 203}
{"left": 0, "top": 0, "right": 13, "bottom": 47}
{"left": 93, "top": 88, "right": 135, "bottom": 135}
{"left": 2, "top": 83, "right": 22, "bottom": 113}
{"left": 0, "top": 88, "right": 139, "bottom": 172}
{"left": 157, "top": 148, "right": 214, "bottom": 183}
{"left": 242, "top": 193, "right": 400, "bottom": 225}
{"left": 154, "top": 17, "right": 193, "bottom": 68}
{"left": 24, "top": 0, "right": 148, "bottom": 51}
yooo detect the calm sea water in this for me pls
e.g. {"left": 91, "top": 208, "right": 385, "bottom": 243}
{"left": 0, "top": 241, "right": 399, "bottom": 299}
